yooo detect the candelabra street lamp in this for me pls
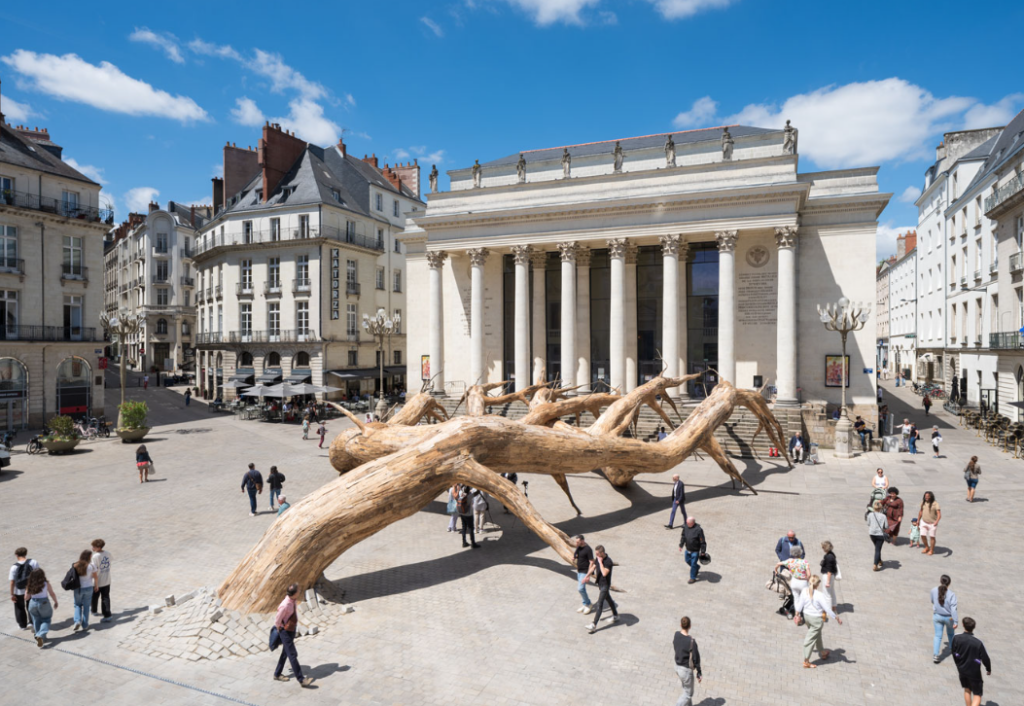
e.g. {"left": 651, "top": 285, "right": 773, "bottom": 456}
{"left": 99, "top": 309, "right": 145, "bottom": 428}
{"left": 818, "top": 297, "right": 870, "bottom": 459}
{"left": 363, "top": 308, "right": 400, "bottom": 421}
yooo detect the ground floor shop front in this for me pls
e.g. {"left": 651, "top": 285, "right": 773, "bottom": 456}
{"left": 0, "top": 343, "right": 106, "bottom": 429}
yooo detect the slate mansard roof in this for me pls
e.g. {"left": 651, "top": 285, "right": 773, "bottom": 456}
{"left": 0, "top": 122, "right": 100, "bottom": 185}
{"left": 964, "top": 108, "right": 1024, "bottom": 193}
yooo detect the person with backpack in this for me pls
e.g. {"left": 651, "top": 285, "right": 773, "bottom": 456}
{"left": 66, "top": 549, "right": 98, "bottom": 633}
{"left": 267, "top": 466, "right": 287, "bottom": 512}
{"left": 673, "top": 616, "right": 702, "bottom": 706}
{"left": 472, "top": 488, "right": 489, "bottom": 533}
{"left": 9, "top": 547, "right": 39, "bottom": 631}
{"left": 25, "top": 568, "right": 58, "bottom": 647}
{"left": 240, "top": 463, "right": 264, "bottom": 517}
{"left": 136, "top": 444, "right": 154, "bottom": 483}
{"left": 456, "top": 484, "right": 480, "bottom": 549}
{"left": 89, "top": 539, "right": 113, "bottom": 623}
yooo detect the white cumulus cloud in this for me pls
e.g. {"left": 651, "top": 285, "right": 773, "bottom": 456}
{"left": 250, "top": 49, "right": 326, "bottom": 101}
{"left": 129, "top": 28, "right": 184, "bottom": 64}
{"left": 125, "top": 187, "right": 160, "bottom": 214}
{"left": 898, "top": 185, "right": 922, "bottom": 204}
{"left": 187, "top": 38, "right": 242, "bottom": 61}
{"left": 1, "top": 95, "right": 35, "bottom": 122}
{"left": 420, "top": 17, "right": 444, "bottom": 36}
{"left": 63, "top": 157, "right": 107, "bottom": 185}
{"left": 1, "top": 50, "right": 209, "bottom": 123}
{"left": 877, "top": 222, "right": 915, "bottom": 260}
{"left": 500, "top": 0, "right": 602, "bottom": 26}
{"left": 273, "top": 99, "right": 341, "bottom": 145}
{"left": 646, "top": 0, "right": 734, "bottom": 19}
{"left": 231, "top": 97, "right": 265, "bottom": 126}
{"left": 673, "top": 96, "right": 718, "bottom": 129}
{"left": 963, "top": 94, "right": 1024, "bottom": 130}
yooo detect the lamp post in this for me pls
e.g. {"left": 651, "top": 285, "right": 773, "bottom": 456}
{"left": 363, "top": 307, "right": 400, "bottom": 421}
{"left": 818, "top": 297, "right": 870, "bottom": 459}
{"left": 99, "top": 309, "right": 145, "bottom": 428}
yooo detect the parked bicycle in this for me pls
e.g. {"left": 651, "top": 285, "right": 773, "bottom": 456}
{"left": 25, "top": 435, "right": 44, "bottom": 454}
{"left": 1, "top": 430, "right": 15, "bottom": 451}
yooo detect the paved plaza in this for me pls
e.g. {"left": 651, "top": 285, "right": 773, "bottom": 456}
{"left": 0, "top": 381, "right": 1018, "bottom": 706}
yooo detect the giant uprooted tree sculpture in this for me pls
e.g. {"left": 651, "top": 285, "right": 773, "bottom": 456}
{"left": 219, "top": 374, "right": 792, "bottom": 613}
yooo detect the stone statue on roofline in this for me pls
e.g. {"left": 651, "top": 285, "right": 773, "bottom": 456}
{"left": 722, "top": 127, "right": 734, "bottom": 161}
{"left": 783, "top": 120, "right": 797, "bottom": 155}
{"left": 472, "top": 159, "right": 482, "bottom": 188}
{"left": 562, "top": 148, "right": 571, "bottom": 178}
{"left": 429, "top": 165, "right": 439, "bottom": 193}
{"left": 613, "top": 141, "right": 624, "bottom": 173}
{"left": 665, "top": 134, "right": 676, "bottom": 167}
{"left": 517, "top": 153, "right": 526, "bottom": 184}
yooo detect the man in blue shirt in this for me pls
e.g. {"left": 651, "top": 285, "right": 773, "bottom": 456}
{"left": 240, "top": 463, "right": 264, "bottom": 516}
{"left": 775, "top": 531, "right": 804, "bottom": 561}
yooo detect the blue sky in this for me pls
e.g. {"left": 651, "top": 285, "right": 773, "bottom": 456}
{"left": 2, "top": 0, "right": 1022, "bottom": 259}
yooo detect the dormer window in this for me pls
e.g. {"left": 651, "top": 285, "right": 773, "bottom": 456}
{"left": 375, "top": 193, "right": 383, "bottom": 211}
{"left": 332, "top": 190, "right": 342, "bottom": 203}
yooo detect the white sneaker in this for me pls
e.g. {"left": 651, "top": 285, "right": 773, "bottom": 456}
{"left": 249, "top": 513, "right": 255, "bottom": 517}
{"left": 582, "top": 606, "right": 592, "bottom": 615}
{"left": 584, "top": 623, "right": 596, "bottom": 632}
{"left": 605, "top": 615, "right": 619, "bottom": 623}
{"left": 576, "top": 605, "right": 586, "bottom": 613}
{"left": 73, "top": 623, "right": 81, "bottom": 632}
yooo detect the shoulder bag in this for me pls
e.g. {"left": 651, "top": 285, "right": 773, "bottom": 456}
{"left": 61, "top": 564, "right": 81, "bottom": 591}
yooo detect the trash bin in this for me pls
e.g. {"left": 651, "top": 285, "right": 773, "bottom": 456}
{"left": 882, "top": 435, "right": 901, "bottom": 453}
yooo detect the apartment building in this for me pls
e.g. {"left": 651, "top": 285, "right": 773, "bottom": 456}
{"left": 875, "top": 256, "right": 894, "bottom": 373}
{"left": 0, "top": 85, "right": 111, "bottom": 427}
{"left": 194, "top": 123, "right": 422, "bottom": 398}
{"left": 104, "top": 202, "right": 207, "bottom": 375}
{"left": 889, "top": 234, "right": 916, "bottom": 380}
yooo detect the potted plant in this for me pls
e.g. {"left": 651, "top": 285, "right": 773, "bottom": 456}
{"left": 116, "top": 400, "right": 150, "bottom": 443}
{"left": 40, "top": 415, "right": 81, "bottom": 454}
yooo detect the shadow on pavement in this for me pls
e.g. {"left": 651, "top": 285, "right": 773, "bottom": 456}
{"left": 0, "top": 470, "right": 25, "bottom": 483}
{"left": 306, "top": 663, "right": 350, "bottom": 679}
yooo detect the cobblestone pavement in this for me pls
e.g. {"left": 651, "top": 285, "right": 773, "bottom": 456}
{"left": 0, "top": 381, "right": 1019, "bottom": 705}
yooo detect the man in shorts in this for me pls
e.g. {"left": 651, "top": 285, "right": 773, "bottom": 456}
{"left": 951, "top": 617, "right": 991, "bottom": 706}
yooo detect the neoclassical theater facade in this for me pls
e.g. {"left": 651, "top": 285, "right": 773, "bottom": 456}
{"left": 403, "top": 125, "right": 890, "bottom": 419}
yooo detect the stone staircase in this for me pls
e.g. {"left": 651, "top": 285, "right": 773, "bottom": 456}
{"left": 436, "top": 397, "right": 800, "bottom": 458}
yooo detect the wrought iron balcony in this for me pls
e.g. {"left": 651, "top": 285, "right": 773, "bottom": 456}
{"left": 61, "top": 265, "right": 88, "bottom": 282}
{"left": 215, "top": 285, "right": 223, "bottom": 299}
{"left": 990, "top": 331, "right": 1024, "bottom": 349}
{"left": 346, "top": 281, "right": 360, "bottom": 296}
{"left": 227, "top": 329, "right": 319, "bottom": 343}
{"left": 973, "top": 268, "right": 982, "bottom": 281}
{"left": 1011, "top": 252, "right": 1024, "bottom": 273}
{"left": 180, "top": 276, "right": 195, "bottom": 287}
{"left": 0, "top": 257, "right": 25, "bottom": 275}
{"left": 194, "top": 224, "right": 384, "bottom": 257}
{"left": 152, "top": 274, "right": 170, "bottom": 284}
{"left": 205, "top": 287, "right": 212, "bottom": 299}
{"left": 195, "top": 332, "right": 223, "bottom": 345}
{"left": 236, "top": 282, "right": 254, "bottom": 297}
{"left": 263, "top": 280, "right": 283, "bottom": 296}
{"left": 153, "top": 244, "right": 169, "bottom": 256}
{"left": 293, "top": 278, "right": 311, "bottom": 294}
{"left": 0, "top": 325, "right": 98, "bottom": 342}
{"left": 985, "top": 172, "right": 1024, "bottom": 216}
{"left": 0, "top": 188, "right": 114, "bottom": 223}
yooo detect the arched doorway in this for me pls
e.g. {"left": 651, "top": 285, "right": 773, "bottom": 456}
{"left": 56, "top": 356, "right": 91, "bottom": 419}
{"left": 0, "top": 357, "right": 28, "bottom": 430}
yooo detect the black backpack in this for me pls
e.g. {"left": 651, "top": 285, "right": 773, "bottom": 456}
{"left": 456, "top": 492, "right": 470, "bottom": 515}
{"left": 60, "top": 564, "right": 81, "bottom": 591}
{"left": 13, "top": 560, "right": 32, "bottom": 591}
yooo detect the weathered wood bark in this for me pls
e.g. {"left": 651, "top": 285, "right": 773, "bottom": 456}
{"left": 387, "top": 392, "right": 449, "bottom": 426}
{"left": 220, "top": 379, "right": 787, "bottom": 613}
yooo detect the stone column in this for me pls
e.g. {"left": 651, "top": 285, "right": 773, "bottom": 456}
{"left": 608, "top": 238, "right": 627, "bottom": 392}
{"left": 774, "top": 226, "right": 798, "bottom": 405}
{"left": 467, "top": 248, "right": 489, "bottom": 386}
{"left": 625, "top": 242, "right": 639, "bottom": 392}
{"left": 557, "top": 242, "right": 577, "bottom": 389}
{"left": 426, "top": 250, "right": 448, "bottom": 394}
{"left": 531, "top": 250, "right": 547, "bottom": 384}
{"left": 678, "top": 241, "right": 690, "bottom": 400}
{"left": 716, "top": 230, "right": 738, "bottom": 385}
{"left": 576, "top": 247, "right": 592, "bottom": 392}
{"left": 660, "top": 235, "right": 681, "bottom": 398}
{"left": 511, "top": 245, "right": 533, "bottom": 392}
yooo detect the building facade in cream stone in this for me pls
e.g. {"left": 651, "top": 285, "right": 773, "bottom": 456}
{"left": 404, "top": 124, "right": 890, "bottom": 423}
{"left": 193, "top": 123, "right": 422, "bottom": 398}
{"left": 0, "top": 90, "right": 111, "bottom": 428}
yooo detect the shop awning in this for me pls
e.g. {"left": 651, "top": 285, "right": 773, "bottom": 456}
{"left": 327, "top": 368, "right": 378, "bottom": 380}
{"left": 256, "top": 367, "right": 283, "bottom": 384}
{"left": 229, "top": 367, "right": 255, "bottom": 382}
{"left": 285, "top": 368, "right": 313, "bottom": 384}
{"left": 385, "top": 366, "right": 405, "bottom": 376}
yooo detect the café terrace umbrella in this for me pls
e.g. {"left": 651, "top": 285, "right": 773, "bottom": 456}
{"left": 222, "top": 380, "right": 250, "bottom": 389}
{"left": 241, "top": 385, "right": 274, "bottom": 397}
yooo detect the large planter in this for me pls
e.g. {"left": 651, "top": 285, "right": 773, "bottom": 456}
{"left": 117, "top": 427, "right": 150, "bottom": 443}
{"left": 41, "top": 438, "right": 81, "bottom": 455}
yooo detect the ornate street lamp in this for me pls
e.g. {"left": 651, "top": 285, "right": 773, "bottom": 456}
{"left": 99, "top": 309, "right": 145, "bottom": 428}
{"left": 818, "top": 297, "right": 870, "bottom": 459}
{"left": 363, "top": 308, "right": 401, "bottom": 421}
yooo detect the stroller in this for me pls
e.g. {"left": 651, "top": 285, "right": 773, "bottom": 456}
{"left": 766, "top": 568, "right": 795, "bottom": 619}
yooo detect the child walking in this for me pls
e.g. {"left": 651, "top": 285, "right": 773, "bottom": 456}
{"left": 302, "top": 415, "right": 310, "bottom": 440}
{"left": 908, "top": 518, "right": 921, "bottom": 548}
{"left": 317, "top": 421, "right": 327, "bottom": 449}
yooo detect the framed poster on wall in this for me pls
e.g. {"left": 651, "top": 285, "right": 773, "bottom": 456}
{"left": 825, "top": 355, "right": 850, "bottom": 387}
{"left": 421, "top": 355, "right": 430, "bottom": 381}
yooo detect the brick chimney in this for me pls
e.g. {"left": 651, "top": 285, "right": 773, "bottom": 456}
{"left": 393, "top": 159, "right": 420, "bottom": 197}
{"left": 362, "top": 153, "right": 379, "bottom": 169}
{"left": 212, "top": 177, "right": 224, "bottom": 213}
{"left": 223, "top": 142, "right": 260, "bottom": 205}
{"left": 382, "top": 164, "right": 402, "bottom": 191}
{"left": 258, "top": 122, "right": 307, "bottom": 203}
{"left": 337, "top": 136, "right": 346, "bottom": 158}
{"left": 149, "top": 201, "right": 160, "bottom": 213}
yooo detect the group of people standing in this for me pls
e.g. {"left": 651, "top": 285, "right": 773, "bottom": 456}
{"left": 866, "top": 468, "right": 945, "bottom": 569}
{"left": 10, "top": 540, "right": 112, "bottom": 648}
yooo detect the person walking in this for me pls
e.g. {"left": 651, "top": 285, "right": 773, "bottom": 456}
{"left": 240, "top": 463, "right": 264, "bottom": 517}
{"left": 143, "top": 374, "right": 149, "bottom": 390}
{"left": 445, "top": 484, "right": 459, "bottom": 532}
{"left": 931, "top": 574, "right": 958, "bottom": 663}
{"left": 573, "top": 535, "right": 593, "bottom": 615}
{"left": 869, "top": 467, "right": 889, "bottom": 507}
{"left": 456, "top": 484, "right": 480, "bottom": 549}
{"left": 923, "top": 394, "right": 933, "bottom": 416}
{"left": 665, "top": 474, "right": 686, "bottom": 530}
{"left": 25, "top": 568, "right": 58, "bottom": 648}
{"left": 918, "top": 491, "right": 941, "bottom": 556}
{"left": 184, "top": 387, "right": 191, "bottom": 407}
{"left": 89, "top": 539, "right": 113, "bottom": 623}
{"left": 964, "top": 457, "right": 981, "bottom": 502}
{"left": 472, "top": 488, "right": 489, "bottom": 534}
{"left": 795, "top": 575, "right": 842, "bottom": 668}
{"left": 883, "top": 488, "right": 904, "bottom": 546}
{"left": 867, "top": 500, "right": 888, "bottom": 571}
{"left": 584, "top": 545, "right": 618, "bottom": 633}
{"left": 272, "top": 583, "right": 315, "bottom": 687}
{"left": 774, "top": 544, "right": 810, "bottom": 596}
{"left": 951, "top": 617, "right": 991, "bottom": 706}
{"left": 9, "top": 548, "right": 39, "bottom": 631}
{"left": 679, "top": 517, "right": 707, "bottom": 585}
{"left": 70, "top": 549, "right": 97, "bottom": 633}
{"left": 775, "top": 530, "right": 804, "bottom": 561}
{"left": 820, "top": 541, "right": 839, "bottom": 610}
{"left": 136, "top": 444, "right": 154, "bottom": 484}
{"left": 301, "top": 415, "right": 310, "bottom": 440}
{"left": 267, "top": 466, "right": 286, "bottom": 512}
{"left": 908, "top": 422, "right": 920, "bottom": 455}
{"left": 317, "top": 421, "right": 327, "bottom": 449}
{"left": 672, "top": 616, "right": 702, "bottom": 706}
{"left": 900, "top": 418, "right": 913, "bottom": 452}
